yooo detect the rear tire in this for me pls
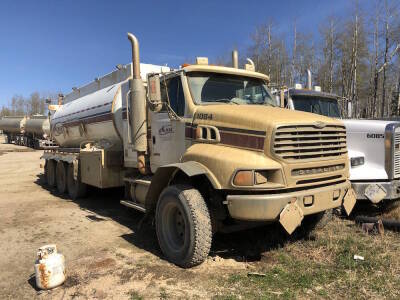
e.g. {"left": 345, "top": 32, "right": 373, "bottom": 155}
{"left": 56, "top": 161, "right": 68, "bottom": 194}
{"left": 155, "top": 185, "right": 212, "bottom": 268}
{"left": 67, "top": 163, "right": 87, "bottom": 199}
{"left": 46, "top": 160, "right": 56, "bottom": 187}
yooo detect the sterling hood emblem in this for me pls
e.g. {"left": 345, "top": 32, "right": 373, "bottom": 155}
{"left": 314, "top": 121, "right": 326, "bottom": 129}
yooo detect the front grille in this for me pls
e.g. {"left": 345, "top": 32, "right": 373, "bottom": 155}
{"left": 273, "top": 124, "right": 347, "bottom": 161}
{"left": 394, "top": 132, "right": 400, "bottom": 178}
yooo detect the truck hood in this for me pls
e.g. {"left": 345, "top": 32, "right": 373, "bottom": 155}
{"left": 343, "top": 119, "right": 400, "bottom": 180}
{"left": 342, "top": 119, "right": 399, "bottom": 132}
{"left": 193, "top": 105, "right": 341, "bottom": 132}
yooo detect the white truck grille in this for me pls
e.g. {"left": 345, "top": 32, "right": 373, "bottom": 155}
{"left": 394, "top": 132, "right": 400, "bottom": 178}
{"left": 273, "top": 124, "right": 347, "bottom": 161}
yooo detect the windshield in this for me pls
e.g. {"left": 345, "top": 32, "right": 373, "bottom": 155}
{"left": 187, "top": 72, "right": 276, "bottom": 106}
{"left": 292, "top": 95, "right": 341, "bottom": 118}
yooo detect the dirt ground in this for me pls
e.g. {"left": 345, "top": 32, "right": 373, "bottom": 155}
{"left": 1, "top": 134, "right": 400, "bottom": 299}
{"left": 0, "top": 137, "right": 249, "bottom": 299}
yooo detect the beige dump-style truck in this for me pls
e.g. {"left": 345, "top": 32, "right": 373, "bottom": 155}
{"left": 42, "top": 33, "right": 356, "bottom": 267}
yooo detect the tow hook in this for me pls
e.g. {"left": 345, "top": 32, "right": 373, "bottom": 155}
{"left": 279, "top": 202, "right": 304, "bottom": 234}
{"left": 343, "top": 188, "right": 357, "bottom": 216}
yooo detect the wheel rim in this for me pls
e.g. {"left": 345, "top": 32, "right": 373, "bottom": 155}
{"left": 162, "top": 201, "right": 188, "bottom": 252}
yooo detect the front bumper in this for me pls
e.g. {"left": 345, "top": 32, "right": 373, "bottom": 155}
{"left": 352, "top": 180, "right": 400, "bottom": 202}
{"left": 226, "top": 180, "right": 352, "bottom": 221}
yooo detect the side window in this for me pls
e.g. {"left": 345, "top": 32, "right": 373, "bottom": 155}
{"left": 164, "top": 76, "right": 185, "bottom": 117}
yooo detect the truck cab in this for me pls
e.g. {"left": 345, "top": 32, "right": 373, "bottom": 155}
{"left": 282, "top": 85, "right": 400, "bottom": 204}
{"left": 43, "top": 35, "right": 356, "bottom": 268}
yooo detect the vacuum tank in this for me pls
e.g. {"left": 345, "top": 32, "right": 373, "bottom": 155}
{"left": 50, "top": 63, "right": 169, "bottom": 148}
{"left": 0, "top": 116, "right": 26, "bottom": 134}
{"left": 25, "top": 115, "right": 49, "bottom": 137}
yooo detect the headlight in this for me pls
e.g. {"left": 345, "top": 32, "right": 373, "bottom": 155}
{"left": 233, "top": 170, "right": 254, "bottom": 186}
{"left": 351, "top": 156, "right": 365, "bottom": 167}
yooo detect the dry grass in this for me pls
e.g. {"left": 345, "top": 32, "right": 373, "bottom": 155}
{"left": 214, "top": 216, "right": 400, "bottom": 299}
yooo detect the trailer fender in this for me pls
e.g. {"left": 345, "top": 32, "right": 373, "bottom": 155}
{"left": 145, "top": 161, "right": 220, "bottom": 212}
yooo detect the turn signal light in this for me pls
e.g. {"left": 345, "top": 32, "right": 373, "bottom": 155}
{"left": 233, "top": 170, "right": 270, "bottom": 186}
{"left": 254, "top": 171, "right": 268, "bottom": 184}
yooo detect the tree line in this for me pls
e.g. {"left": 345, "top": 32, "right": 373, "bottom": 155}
{"left": 2, "top": 1, "right": 400, "bottom": 120}
{"left": 0, "top": 92, "right": 50, "bottom": 117}
{"left": 247, "top": 0, "right": 400, "bottom": 118}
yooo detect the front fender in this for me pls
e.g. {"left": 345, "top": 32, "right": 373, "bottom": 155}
{"left": 145, "top": 160, "right": 219, "bottom": 212}
{"left": 181, "top": 143, "right": 282, "bottom": 189}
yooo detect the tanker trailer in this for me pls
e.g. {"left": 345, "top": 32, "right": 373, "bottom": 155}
{"left": 0, "top": 116, "right": 26, "bottom": 144}
{"left": 42, "top": 33, "right": 356, "bottom": 268}
{"left": 25, "top": 115, "right": 55, "bottom": 149}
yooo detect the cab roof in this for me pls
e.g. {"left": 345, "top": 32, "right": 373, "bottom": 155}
{"left": 182, "top": 64, "right": 270, "bottom": 82}
{"left": 288, "top": 88, "right": 339, "bottom": 100}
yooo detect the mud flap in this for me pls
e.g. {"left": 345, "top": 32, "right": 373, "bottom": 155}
{"left": 279, "top": 202, "right": 304, "bottom": 235}
{"left": 343, "top": 188, "right": 356, "bottom": 216}
{"left": 364, "top": 184, "right": 387, "bottom": 204}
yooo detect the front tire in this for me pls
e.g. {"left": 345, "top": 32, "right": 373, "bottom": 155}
{"left": 155, "top": 185, "right": 212, "bottom": 268}
{"left": 301, "top": 209, "right": 333, "bottom": 235}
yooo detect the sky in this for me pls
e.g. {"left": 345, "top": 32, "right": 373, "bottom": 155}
{"left": 0, "top": 0, "right": 354, "bottom": 106}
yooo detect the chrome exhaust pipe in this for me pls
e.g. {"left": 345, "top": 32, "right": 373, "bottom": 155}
{"left": 127, "top": 33, "right": 148, "bottom": 174}
{"left": 127, "top": 33, "right": 141, "bottom": 79}
{"left": 306, "top": 69, "right": 312, "bottom": 90}
{"left": 232, "top": 50, "right": 239, "bottom": 68}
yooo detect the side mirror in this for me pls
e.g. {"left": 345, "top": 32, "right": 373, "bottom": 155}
{"left": 148, "top": 75, "right": 163, "bottom": 112}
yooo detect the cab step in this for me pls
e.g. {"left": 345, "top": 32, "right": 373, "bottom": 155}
{"left": 120, "top": 200, "right": 146, "bottom": 213}
{"left": 123, "top": 177, "right": 151, "bottom": 186}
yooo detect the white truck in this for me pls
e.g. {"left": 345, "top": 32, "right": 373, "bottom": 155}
{"left": 41, "top": 34, "right": 355, "bottom": 267}
{"left": 280, "top": 72, "right": 400, "bottom": 204}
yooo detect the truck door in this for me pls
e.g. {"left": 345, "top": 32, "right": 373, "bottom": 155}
{"left": 149, "top": 75, "right": 187, "bottom": 172}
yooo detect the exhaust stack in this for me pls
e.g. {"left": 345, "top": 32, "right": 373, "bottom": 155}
{"left": 306, "top": 69, "right": 312, "bottom": 90}
{"left": 57, "top": 94, "right": 64, "bottom": 105}
{"left": 127, "top": 33, "right": 148, "bottom": 174}
{"left": 232, "top": 50, "right": 239, "bottom": 68}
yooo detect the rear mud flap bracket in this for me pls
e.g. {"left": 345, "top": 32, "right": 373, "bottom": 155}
{"left": 279, "top": 202, "right": 304, "bottom": 235}
{"left": 343, "top": 188, "right": 356, "bottom": 216}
